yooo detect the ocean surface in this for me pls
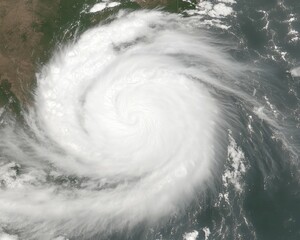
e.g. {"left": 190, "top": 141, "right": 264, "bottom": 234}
{"left": 0, "top": 0, "right": 299, "bottom": 240}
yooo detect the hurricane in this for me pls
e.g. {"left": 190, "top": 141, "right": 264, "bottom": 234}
{"left": 0, "top": 2, "right": 299, "bottom": 240}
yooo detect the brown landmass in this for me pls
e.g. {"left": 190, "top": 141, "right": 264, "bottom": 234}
{"left": 0, "top": 0, "right": 61, "bottom": 107}
{"left": 0, "top": 0, "right": 177, "bottom": 109}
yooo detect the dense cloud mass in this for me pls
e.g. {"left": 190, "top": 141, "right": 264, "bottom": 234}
{"left": 0, "top": 7, "right": 299, "bottom": 240}
{"left": 0, "top": 11, "right": 229, "bottom": 239}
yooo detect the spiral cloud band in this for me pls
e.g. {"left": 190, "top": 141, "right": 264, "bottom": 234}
{"left": 0, "top": 10, "right": 242, "bottom": 239}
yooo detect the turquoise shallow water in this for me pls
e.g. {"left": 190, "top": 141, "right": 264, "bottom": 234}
{"left": 0, "top": 1, "right": 300, "bottom": 240}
